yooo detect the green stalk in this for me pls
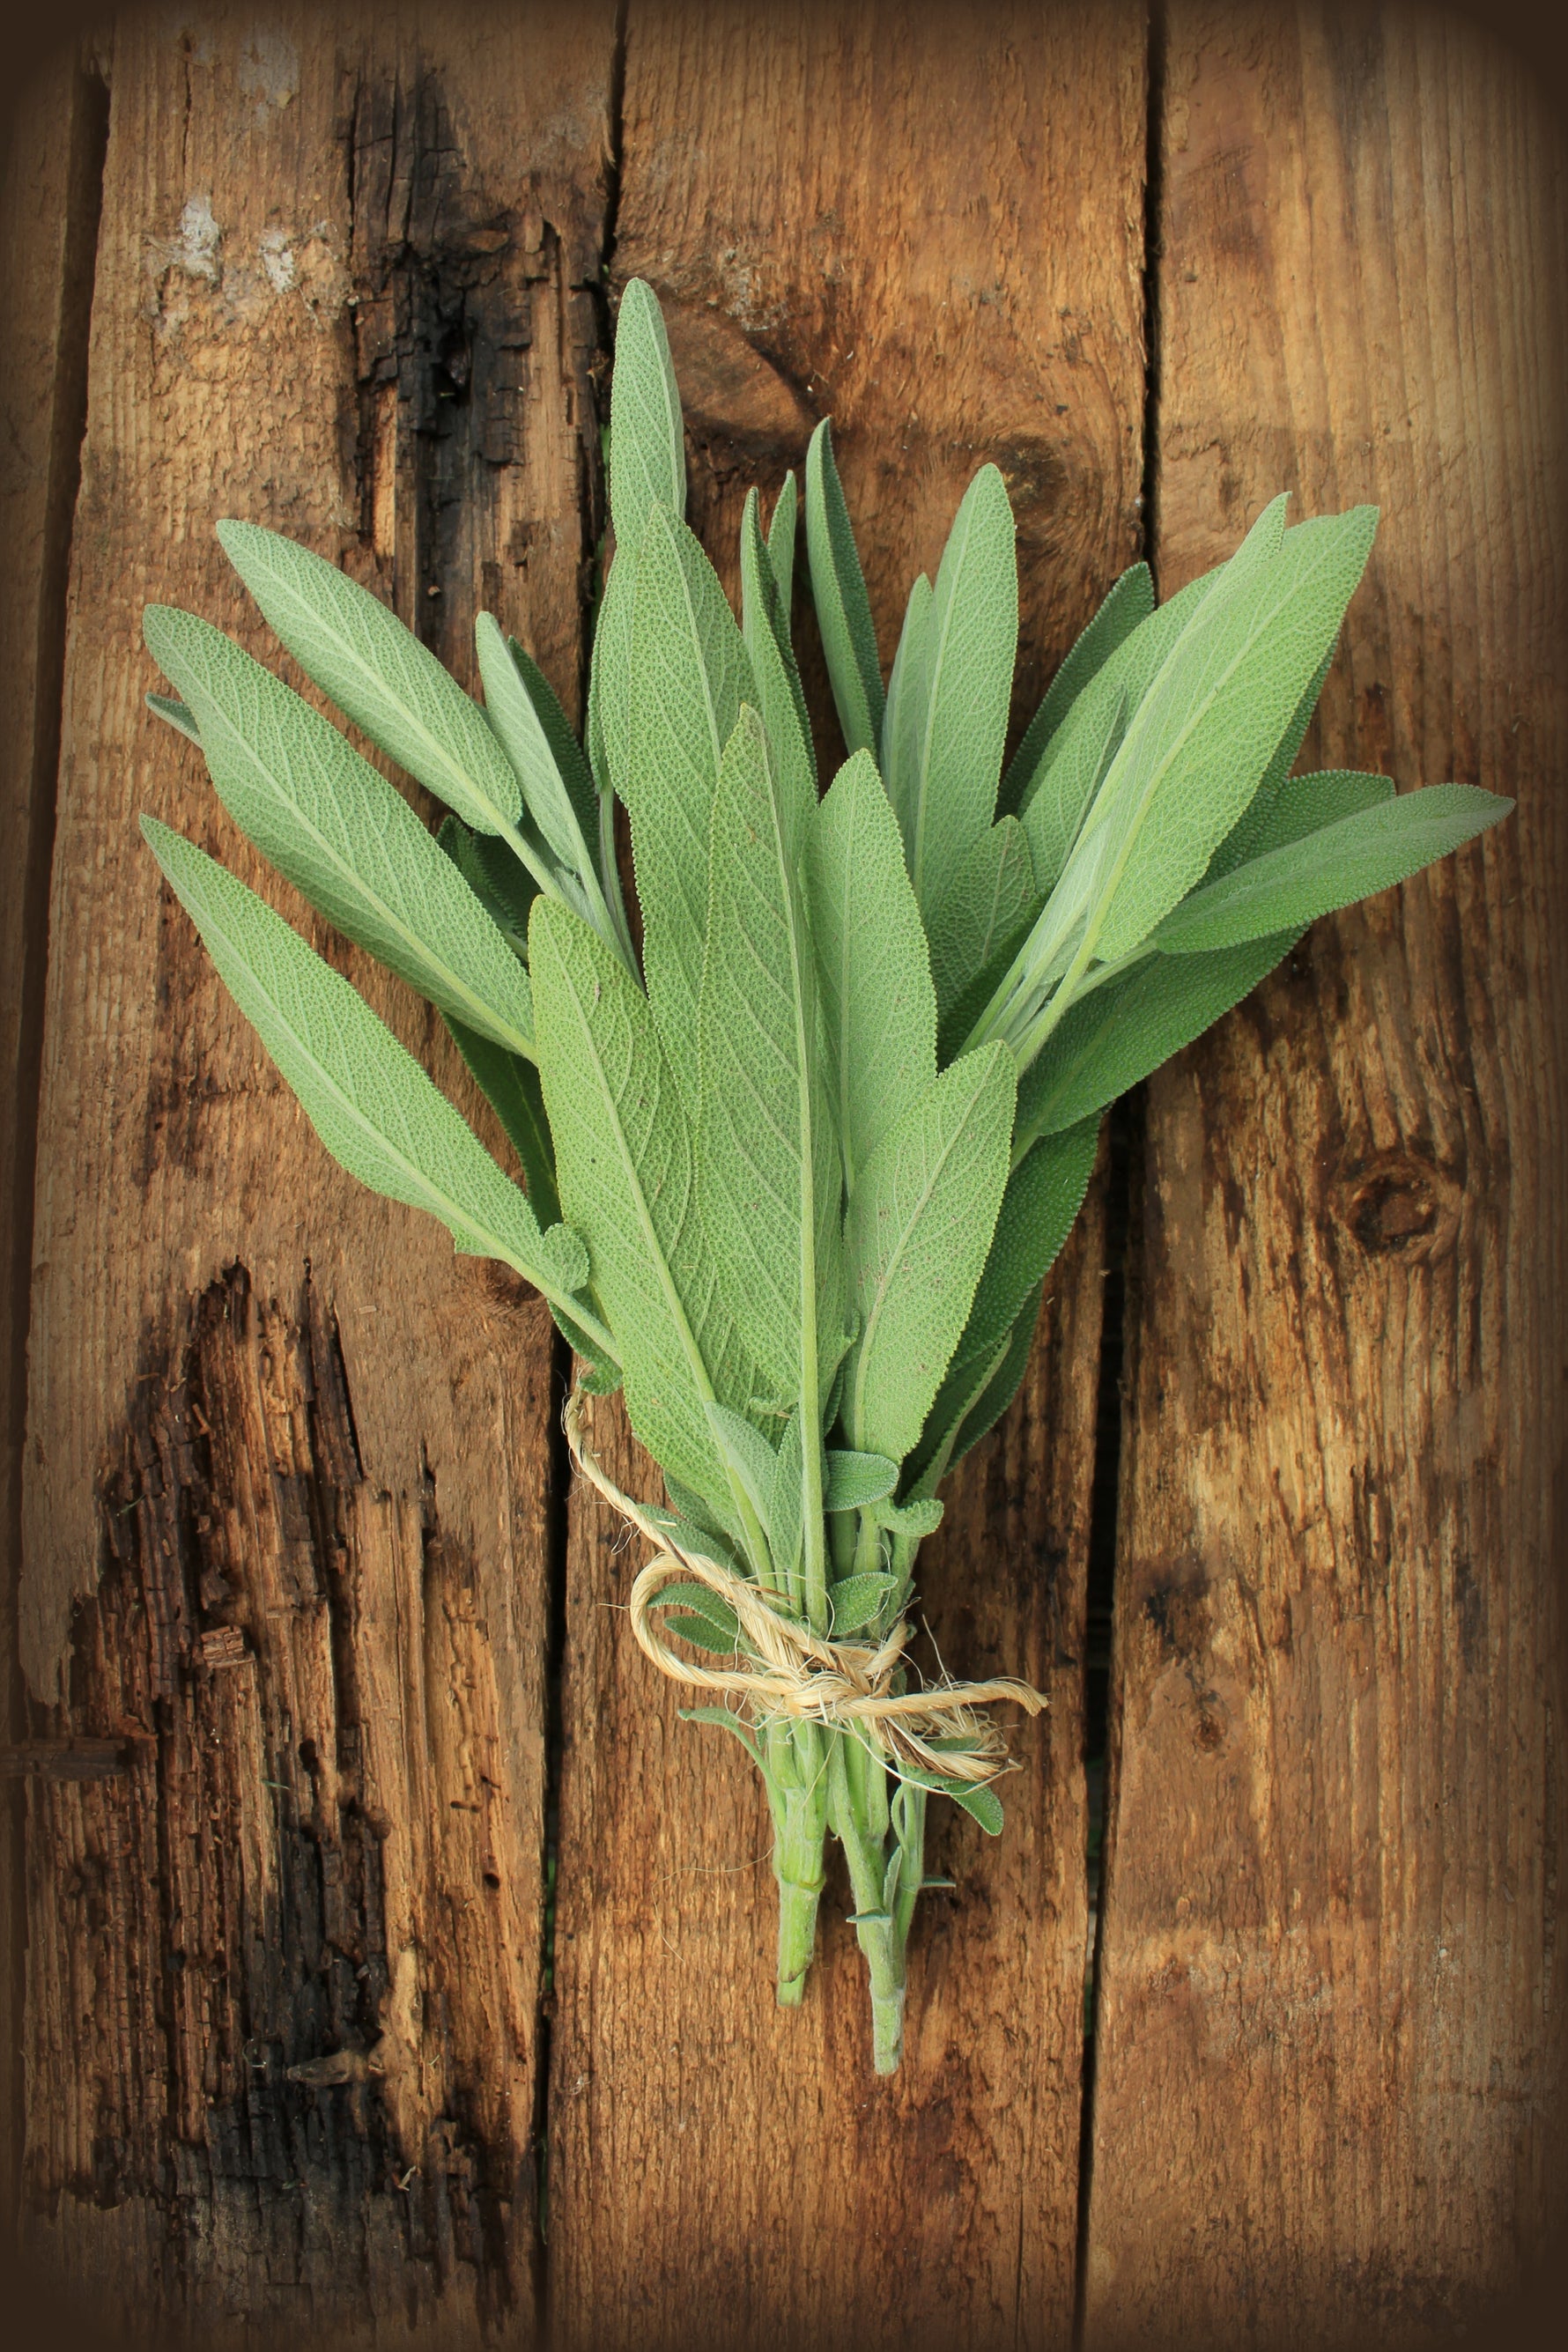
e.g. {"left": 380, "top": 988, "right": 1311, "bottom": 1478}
{"left": 770, "top": 1718, "right": 829, "bottom": 2002}
{"left": 828, "top": 1731, "right": 906, "bottom": 2074}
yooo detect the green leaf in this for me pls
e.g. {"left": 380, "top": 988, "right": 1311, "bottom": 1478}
{"left": 666, "top": 1473, "right": 740, "bottom": 1548}
{"left": 655, "top": 1581, "right": 742, "bottom": 1653}
{"left": 1203, "top": 639, "right": 1335, "bottom": 881}
{"left": 698, "top": 706, "right": 844, "bottom": 1402}
{"left": 1014, "top": 931, "right": 1299, "bottom": 1150}
{"left": 823, "top": 1450, "right": 900, "bottom": 1511}
{"left": 143, "top": 606, "right": 537, "bottom": 1060}
{"left": 902, "top": 464, "right": 1018, "bottom": 921}
{"left": 740, "top": 486, "right": 816, "bottom": 806}
{"left": 1236, "top": 766, "right": 1394, "bottom": 858}
{"left": 1018, "top": 567, "right": 1219, "bottom": 891}
{"left": 768, "top": 1406, "right": 806, "bottom": 1595}
{"left": 626, "top": 504, "right": 757, "bottom": 1118}
{"left": 140, "top": 817, "right": 591, "bottom": 1311}
{"left": 703, "top": 1402, "right": 780, "bottom": 1549}
{"left": 475, "top": 613, "right": 595, "bottom": 884}
{"left": 588, "top": 544, "right": 636, "bottom": 801}
{"left": 842, "top": 1042, "right": 1016, "bottom": 1464}
{"left": 806, "top": 751, "right": 937, "bottom": 1194}
{"left": 502, "top": 637, "right": 602, "bottom": 857}
{"left": 893, "top": 1764, "right": 1004, "bottom": 1835}
{"left": 881, "top": 573, "right": 932, "bottom": 851}
{"left": 1154, "top": 780, "right": 1511, "bottom": 956}
{"left": 678, "top": 1706, "right": 764, "bottom": 1770}
{"left": 870, "top": 1493, "right": 943, "bottom": 1540}
{"left": 926, "top": 816, "right": 1039, "bottom": 1028}
{"left": 146, "top": 691, "right": 202, "bottom": 745}
{"left": 530, "top": 894, "right": 760, "bottom": 1513}
{"left": 214, "top": 521, "right": 522, "bottom": 834}
{"left": 997, "top": 561, "right": 1154, "bottom": 818}
{"left": 441, "top": 1015, "right": 560, "bottom": 1227}
{"left": 804, "top": 418, "right": 884, "bottom": 758}
{"left": 609, "top": 277, "right": 686, "bottom": 548}
{"left": 827, "top": 1572, "right": 897, "bottom": 1637}
{"left": 1083, "top": 505, "right": 1381, "bottom": 965}
{"left": 557, "top": 1310, "right": 621, "bottom": 1393}
{"left": 767, "top": 470, "right": 799, "bottom": 613}
{"left": 437, "top": 815, "right": 535, "bottom": 958}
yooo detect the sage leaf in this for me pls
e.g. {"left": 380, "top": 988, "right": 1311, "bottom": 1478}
{"left": 698, "top": 706, "right": 844, "bottom": 1403}
{"left": 441, "top": 1014, "right": 561, "bottom": 1227}
{"left": 882, "top": 573, "right": 932, "bottom": 849}
{"left": 1014, "top": 930, "right": 1300, "bottom": 1150}
{"left": 768, "top": 1406, "right": 806, "bottom": 1596}
{"left": 997, "top": 561, "right": 1154, "bottom": 818}
{"left": 475, "top": 612, "right": 595, "bottom": 883}
{"left": 529, "top": 894, "right": 761, "bottom": 1519}
{"left": 894, "top": 1766, "right": 1004, "bottom": 1836}
{"left": 144, "top": 606, "right": 537, "bottom": 1060}
{"left": 805, "top": 418, "right": 884, "bottom": 758}
{"left": 140, "top": 817, "right": 591, "bottom": 1310}
{"left": 609, "top": 277, "right": 686, "bottom": 547}
{"left": 843, "top": 1042, "right": 1016, "bottom": 1464}
{"left": 824, "top": 1450, "right": 900, "bottom": 1512}
{"left": 656, "top": 1581, "right": 742, "bottom": 1653}
{"left": 437, "top": 814, "right": 534, "bottom": 959}
{"left": 588, "top": 544, "right": 636, "bottom": 802}
{"left": 215, "top": 520, "right": 522, "bottom": 834}
{"left": 927, "top": 816, "right": 1040, "bottom": 1028}
{"left": 767, "top": 469, "right": 799, "bottom": 613}
{"left": 903, "top": 463, "right": 1018, "bottom": 922}
{"left": 807, "top": 751, "right": 937, "bottom": 1193}
{"left": 703, "top": 1401, "right": 781, "bottom": 1550}
{"left": 626, "top": 504, "right": 757, "bottom": 1117}
{"left": 740, "top": 486, "right": 816, "bottom": 807}
{"left": 1203, "top": 640, "right": 1335, "bottom": 881}
{"left": 1154, "top": 780, "right": 1511, "bottom": 956}
{"left": 146, "top": 691, "right": 202, "bottom": 745}
{"left": 827, "top": 1572, "right": 898, "bottom": 1637}
{"left": 1084, "top": 505, "right": 1380, "bottom": 965}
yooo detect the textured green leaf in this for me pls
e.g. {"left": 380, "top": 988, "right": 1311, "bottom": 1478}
{"left": 1014, "top": 931, "right": 1299, "bottom": 1150}
{"left": 441, "top": 1015, "right": 560, "bottom": 1227}
{"left": 655, "top": 1580, "right": 742, "bottom": 1653}
{"left": 1155, "top": 780, "right": 1511, "bottom": 955}
{"left": 740, "top": 486, "right": 816, "bottom": 808}
{"left": 587, "top": 544, "right": 636, "bottom": 801}
{"left": 609, "top": 277, "right": 686, "bottom": 547}
{"left": 827, "top": 1572, "right": 897, "bottom": 1637}
{"left": 869, "top": 1493, "right": 943, "bottom": 1539}
{"left": 806, "top": 751, "right": 937, "bottom": 1193}
{"left": 893, "top": 1765, "right": 1003, "bottom": 1835}
{"left": 1203, "top": 640, "right": 1335, "bottom": 881}
{"left": 804, "top": 418, "right": 884, "bottom": 757}
{"left": 703, "top": 1402, "right": 780, "bottom": 1549}
{"left": 144, "top": 606, "right": 536, "bottom": 1059}
{"left": 475, "top": 613, "right": 595, "bottom": 883}
{"left": 927, "top": 816, "right": 1040, "bottom": 1028}
{"left": 698, "top": 706, "right": 843, "bottom": 1402}
{"left": 1019, "top": 567, "right": 1219, "bottom": 890}
{"left": 437, "top": 815, "right": 535, "bottom": 958}
{"left": 215, "top": 521, "right": 521, "bottom": 834}
{"left": 767, "top": 470, "right": 799, "bottom": 613}
{"left": 768, "top": 1406, "right": 805, "bottom": 1595}
{"left": 140, "top": 818, "right": 591, "bottom": 1311}
{"left": 881, "top": 573, "right": 932, "bottom": 852}
{"left": 903, "top": 464, "right": 1018, "bottom": 921}
{"left": 626, "top": 504, "right": 757, "bottom": 1116}
{"left": 914, "top": 1282, "right": 1043, "bottom": 1497}
{"left": 529, "top": 895, "right": 758, "bottom": 1511}
{"left": 997, "top": 561, "right": 1154, "bottom": 818}
{"left": 843, "top": 1042, "right": 1016, "bottom": 1463}
{"left": 823, "top": 1451, "right": 900, "bottom": 1511}
{"left": 502, "top": 637, "right": 601, "bottom": 856}
{"left": 146, "top": 691, "right": 202, "bottom": 745}
{"left": 1084, "top": 506, "right": 1380, "bottom": 965}
{"left": 1238, "top": 766, "right": 1394, "bottom": 857}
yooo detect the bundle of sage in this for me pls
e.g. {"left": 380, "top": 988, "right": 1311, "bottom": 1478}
{"left": 141, "top": 279, "right": 1508, "bottom": 2071}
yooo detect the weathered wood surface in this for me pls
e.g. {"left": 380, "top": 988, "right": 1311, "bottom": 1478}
{"left": 14, "top": 6, "right": 613, "bottom": 2334}
{"left": 3, "top": 4, "right": 1563, "bottom": 2348}
{"left": 544, "top": 9, "right": 1144, "bottom": 2347}
{"left": 1083, "top": 8, "right": 1568, "bottom": 2346}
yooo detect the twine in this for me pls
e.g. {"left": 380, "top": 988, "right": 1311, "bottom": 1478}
{"left": 564, "top": 1387, "right": 1046, "bottom": 1787}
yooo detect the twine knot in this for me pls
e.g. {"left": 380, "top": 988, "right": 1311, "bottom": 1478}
{"left": 565, "top": 1389, "right": 1046, "bottom": 1788}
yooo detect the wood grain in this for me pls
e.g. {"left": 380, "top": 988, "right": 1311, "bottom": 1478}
{"left": 544, "top": 6, "right": 1145, "bottom": 2345}
{"left": 0, "top": 33, "right": 108, "bottom": 2256}
{"left": 1082, "top": 10, "right": 1568, "bottom": 2344}
{"left": 17, "top": 7, "right": 613, "bottom": 2335}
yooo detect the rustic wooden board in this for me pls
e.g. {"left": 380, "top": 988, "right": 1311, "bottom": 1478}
{"left": 0, "top": 33, "right": 108, "bottom": 2251}
{"left": 17, "top": 7, "right": 613, "bottom": 2335}
{"left": 545, "top": 6, "right": 1145, "bottom": 2347}
{"left": 1082, "top": 9, "right": 1568, "bottom": 2345}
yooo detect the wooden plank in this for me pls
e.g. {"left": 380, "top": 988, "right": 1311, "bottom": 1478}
{"left": 0, "top": 33, "right": 109, "bottom": 2257}
{"left": 546, "top": 6, "right": 1146, "bottom": 2345}
{"left": 17, "top": 7, "right": 613, "bottom": 2334}
{"left": 1083, "top": 8, "right": 1568, "bottom": 2343}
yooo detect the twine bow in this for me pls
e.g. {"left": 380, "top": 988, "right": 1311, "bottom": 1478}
{"left": 565, "top": 1388, "right": 1046, "bottom": 1787}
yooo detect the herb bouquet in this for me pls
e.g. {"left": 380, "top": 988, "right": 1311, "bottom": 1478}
{"left": 140, "top": 281, "right": 1508, "bottom": 2073}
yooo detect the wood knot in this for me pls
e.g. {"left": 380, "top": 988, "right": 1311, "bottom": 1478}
{"left": 1333, "top": 1148, "right": 1461, "bottom": 1264}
